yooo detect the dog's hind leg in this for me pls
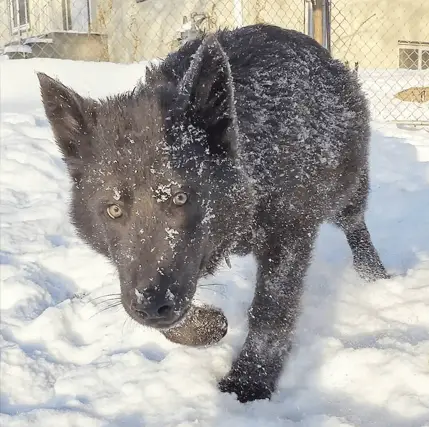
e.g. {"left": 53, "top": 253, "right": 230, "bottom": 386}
{"left": 334, "top": 173, "right": 389, "bottom": 281}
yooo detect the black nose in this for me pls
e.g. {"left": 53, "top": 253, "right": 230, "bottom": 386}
{"left": 131, "top": 288, "right": 175, "bottom": 322}
{"left": 133, "top": 301, "right": 174, "bottom": 319}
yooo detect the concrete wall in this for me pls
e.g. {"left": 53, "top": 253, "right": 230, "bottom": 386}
{"left": 92, "top": 0, "right": 306, "bottom": 63}
{"left": 241, "top": 0, "right": 305, "bottom": 31}
{"left": 94, "top": 0, "right": 194, "bottom": 62}
{"left": 30, "top": 32, "right": 108, "bottom": 60}
{"left": 95, "top": 0, "right": 428, "bottom": 67}
{"left": 93, "top": 0, "right": 220, "bottom": 62}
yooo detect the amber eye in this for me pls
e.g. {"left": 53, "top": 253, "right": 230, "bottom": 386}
{"left": 172, "top": 192, "right": 188, "bottom": 206}
{"left": 107, "top": 204, "right": 123, "bottom": 219}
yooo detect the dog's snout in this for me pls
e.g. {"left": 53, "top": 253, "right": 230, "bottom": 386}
{"left": 131, "top": 287, "right": 176, "bottom": 325}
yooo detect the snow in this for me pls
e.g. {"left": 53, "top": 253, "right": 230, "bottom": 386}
{"left": 360, "top": 69, "right": 429, "bottom": 123}
{"left": 24, "top": 37, "right": 54, "bottom": 45}
{"left": 3, "top": 45, "right": 32, "bottom": 54}
{"left": 1, "top": 58, "right": 429, "bottom": 426}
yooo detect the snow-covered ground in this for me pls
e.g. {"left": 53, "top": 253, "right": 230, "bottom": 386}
{"left": 359, "top": 69, "right": 429, "bottom": 123}
{"left": 1, "top": 58, "right": 429, "bottom": 427}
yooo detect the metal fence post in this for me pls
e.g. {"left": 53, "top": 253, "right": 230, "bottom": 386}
{"left": 311, "top": 0, "right": 330, "bottom": 50}
{"left": 312, "top": 0, "right": 324, "bottom": 47}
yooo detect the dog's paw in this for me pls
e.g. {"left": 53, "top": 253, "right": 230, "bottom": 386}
{"left": 355, "top": 262, "right": 391, "bottom": 282}
{"left": 218, "top": 371, "right": 272, "bottom": 403}
{"left": 360, "top": 269, "right": 392, "bottom": 282}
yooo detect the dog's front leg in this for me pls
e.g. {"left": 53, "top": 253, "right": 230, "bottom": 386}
{"left": 219, "top": 225, "right": 316, "bottom": 402}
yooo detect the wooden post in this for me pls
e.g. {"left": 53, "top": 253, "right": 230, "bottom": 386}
{"left": 313, "top": 0, "right": 324, "bottom": 46}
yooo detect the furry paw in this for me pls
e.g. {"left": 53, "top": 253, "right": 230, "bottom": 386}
{"left": 218, "top": 371, "right": 273, "bottom": 403}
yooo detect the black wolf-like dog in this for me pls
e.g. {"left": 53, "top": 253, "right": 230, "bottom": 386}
{"left": 38, "top": 24, "right": 388, "bottom": 403}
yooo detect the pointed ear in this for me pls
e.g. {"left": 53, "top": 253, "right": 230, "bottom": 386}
{"left": 37, "top": 72, "right": 97, "bottom": 170}
{"left": 178, "top": 36, "right": 238, "bottom": 158}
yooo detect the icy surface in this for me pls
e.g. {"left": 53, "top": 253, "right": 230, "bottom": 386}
{"left": 1, "top": 58, "right": 429, "bottom": 426}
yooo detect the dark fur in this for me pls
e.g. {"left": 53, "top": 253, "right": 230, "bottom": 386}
{"left": 39, "top": 24, "right": 388, "bottom": 403}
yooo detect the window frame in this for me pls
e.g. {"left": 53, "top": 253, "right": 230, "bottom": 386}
{"left": 9, "top": 0, "right": 30, "bottom": 34}
{"left": 398, "top": 40, "right": 429, "bottom": 70}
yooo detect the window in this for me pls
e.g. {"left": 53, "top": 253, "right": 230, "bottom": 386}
{"left": 399, "top": 48, "right": 418, "bottom": 70}
{"left": 10, "top": 0, "right": 29, "bottom": 31}
{"left": 398, "top": 41, "right": 429, "bottom": 70}
{"left": 422, "top": 50, "right": 429, "bottom": 70}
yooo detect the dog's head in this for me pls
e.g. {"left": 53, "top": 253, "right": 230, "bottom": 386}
{"left": 39, "top": 37, "right": 252, "bottom": 329}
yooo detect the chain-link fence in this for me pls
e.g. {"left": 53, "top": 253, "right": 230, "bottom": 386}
{"left": 1, "top": 0, "right": 428, "bottom": 124}
{"left": 330, "top": 0, "right": 429, "bottom": 124}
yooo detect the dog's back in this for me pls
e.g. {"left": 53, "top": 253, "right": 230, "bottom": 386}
{"left": 160, "top": 24, "right": 370, "bottom": 221}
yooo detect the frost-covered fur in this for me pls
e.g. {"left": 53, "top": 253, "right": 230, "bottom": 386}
{"left": 38, "top": 24, "right": 388, "bottom": 403}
